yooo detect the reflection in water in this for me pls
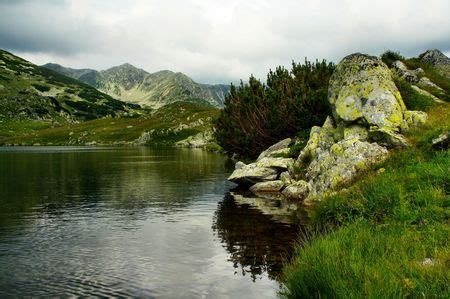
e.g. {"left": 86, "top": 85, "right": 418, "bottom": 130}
{"left": 0, "top": 147, "right": 304, "bottom": 297}
{"left": 213, "top": 192, "right": 306, "bottom": 281}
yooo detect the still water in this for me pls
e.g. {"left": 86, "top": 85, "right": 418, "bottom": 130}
{"left": 0, "top": 147, "right": 301, "bottom": 298}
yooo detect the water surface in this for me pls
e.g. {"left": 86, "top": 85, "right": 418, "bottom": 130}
{"left": 0, "top": 147, "right": 300, "bottom": 297}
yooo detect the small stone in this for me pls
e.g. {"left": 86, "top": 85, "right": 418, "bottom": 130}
{"left": 431, "top": 132, "right": 449, "bottom": 150}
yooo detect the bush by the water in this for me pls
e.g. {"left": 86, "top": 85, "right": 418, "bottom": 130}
{"left": 214, "top": 60, "right": 335, "bottom": 158}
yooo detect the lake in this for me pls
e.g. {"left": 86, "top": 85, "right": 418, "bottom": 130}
{"left": 0, "top": 147, "right": 301, "bottom": 298}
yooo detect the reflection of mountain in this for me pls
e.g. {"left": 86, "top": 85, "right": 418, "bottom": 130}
{"left": 212, "top": 193, "right": 303, "bottom": 281}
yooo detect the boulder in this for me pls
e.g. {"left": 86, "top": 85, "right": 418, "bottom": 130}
{"left": 344, "top": 124, "right": 369, "bottom": 141}
{"left": 282, "top": 180, "right": 310, "bottom": 200}
{"left": 257, "top": 138, "right": 292, "bottom": 161}
{"left": 411, "top": 85, "right": 444, "bottom": 103}
{"left": 255, "top": 157, "right": 294, "bottom": 170}
{"left": 368, "top": 126, "right": 409, "bottom": 147}
{"left": 417, "top": 77, "right": 444, "bottom": 91}
{"left": 250, "top": 180, "right": 285, "bottom": 193}
{"left": 328, "top": 53, "right": 406, "bottom": 130}
{"left": 228, "top": 157, "right": 293, "bottom": 186}
{"left": 296, "top": 116, "right": 341, "bottom": 164}
{"left": 228, "top": 165, "right": 278, "bottom": 186}
{"left": 305, "top": 138, "right": 389, "bottom": 201}
{"left": 431, "top": 132, "right": 449, "bottom": 150}
{"left": 402, "top": 110, "right": 428, "bottom": 131}
{"left": 392, "top": 60, "right": 419, "bottom": 83}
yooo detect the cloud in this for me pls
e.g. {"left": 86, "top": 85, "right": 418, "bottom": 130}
{"left": 0, "top": 0, "right": 449, "bottom": 84}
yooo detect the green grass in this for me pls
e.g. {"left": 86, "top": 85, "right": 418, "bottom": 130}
{"left": 282, "top": 104, "right": 450, "bottom": 298}
{"left": 0, "top": 102, "right": 219, "bottom": 146}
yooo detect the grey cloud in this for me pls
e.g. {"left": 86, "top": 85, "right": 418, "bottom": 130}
{"left": 0, "top": 0, "right": 449, "bottom": 84}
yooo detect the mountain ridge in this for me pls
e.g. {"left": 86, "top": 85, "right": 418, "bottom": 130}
{"left": 43, "top": 62, "right": 230, "bottom": 108}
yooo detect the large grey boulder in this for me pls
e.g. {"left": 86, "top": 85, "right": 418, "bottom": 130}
{"left": 257, "top": 138, "right": 292, "bottom": 161}
{"left": 305, "top": 138, "right": 389, "bottom": 202}
{"left": 328, "top": 53, "right": 406, "bottom": 130}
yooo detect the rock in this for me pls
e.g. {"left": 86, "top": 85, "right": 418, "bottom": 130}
{"left": 175, "top": 130, "right": 215, "bottom": 148}
{"left": 257, "top": 138, "right": 292, "bottom": 161}
{"left": 392, "top": 60, "right": 419, "bottom": 83}
{"left": 431, "top": 132, "right": 449, "bottom": 150}
{"left": 296, "top": 116, "right": 341, "bottom": 164}
{"left": 368, "top": 126, "right": 409, "bottom": 147}
{"left": 305, "top": 138, "right": 389, "bottom": 201}
{"left": 411, "top": 85, "right": 444, "bottom": 103}
{"left": 419, "top": 258, "right": 440, "bottom": 267}
{"left": 418, "top": 77, "right": 443, "bottom": 91}
{"left": 228, "top": 165, "right": 278, "bottom": 186}
{"left": 250, "top": 180, "right": 285, "bottom": 193}
{"left": 279, "top": 171, "right": 292, "bottom": 185}
{"left": 282, "top": 180, "right": 310, "bottom": 200}
{"left": 402, "top": 110, "right": 428, "bottom": 131}
{"left": 328, "top": 53, "right": 406, "bottom": 130}
{"left": 255, "top": 157, "right": 294, "bottom": 170}
{"left": 344, "top": 124, "right": 369, "bottom": 141}
{"left": 235, "top": 161, "right": 246, "bottom": 170}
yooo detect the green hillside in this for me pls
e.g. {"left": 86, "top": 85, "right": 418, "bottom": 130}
{"left": 0, "top": 50, "right": 139, "bottom": 122}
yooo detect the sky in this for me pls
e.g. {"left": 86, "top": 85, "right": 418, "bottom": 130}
{"left": 0, "top": 0, "right": 449, "bottom": 84}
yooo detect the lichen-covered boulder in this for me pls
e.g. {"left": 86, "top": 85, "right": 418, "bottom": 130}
{"left": 402, "top": 110, "right": 428, "bottom": 131}
{"left": 305, "top": 138, "right": 389, "bottom": 201}
{"left": 255, "top": 157, "right": 294, "bottom": 170}
{"left": 296, "top": 116, "right": 342, "bottom": 164}
{"left": 411, "top": 85, "right": 444, "bottom": 103}
{"left": 282, "top": 180, "right": 310, "bottom": 200}
{"left": 250, "top": 180, "right": 285, "bottom": 193}
{"left": 368, "top": 126, "right": 409, "bottom": 147}
{"left": 257, "top": 138, "right": 292, "bottom": 161}
{"left": 344, "top": 124, "right": 369, "bottom": 141}
{"left": 418, "top": 77, "right": 444, "bottom": 91}
{"left": 328, "top": 53, "right": 406, "bottom": 130}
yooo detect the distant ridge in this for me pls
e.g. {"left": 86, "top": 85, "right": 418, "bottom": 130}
{"left": 43, "top": 63, "right": 230, "bottom": 108}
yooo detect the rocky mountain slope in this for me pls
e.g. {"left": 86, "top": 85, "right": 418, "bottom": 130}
{"left": 43, "top": 63, "right": 230, "bottom": 108}
{"left": 0, "top": 50, "right": 139, "bottom": 122}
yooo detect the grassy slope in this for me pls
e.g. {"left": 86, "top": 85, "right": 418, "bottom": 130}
{"left": 0, "top": 49, "right": 137, "bottom": 121}
{"left": 0, "top": 102, "right": 219, "bottom": 146}
{"left": 282, "top": 96, "right": 449, "bottom": 297}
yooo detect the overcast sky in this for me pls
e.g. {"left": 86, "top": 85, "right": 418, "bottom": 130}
{"left": 1, "top": 0, "right": 449, "bottom": 84}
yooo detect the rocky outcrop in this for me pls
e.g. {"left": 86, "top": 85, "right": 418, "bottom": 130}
{"left": 411, "top": 85, "right": 444, "bottom": 103}
{"left": 175, "top": 130, "right": 215, "bottom": 148}
{"left": 228, "top": 53, "right": 432, "bottom": 205}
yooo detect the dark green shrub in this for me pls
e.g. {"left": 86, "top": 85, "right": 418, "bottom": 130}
{"left": 214, "top": 59, "right": 334, "bottom": 158}
{"left": 381, "top": 50, "right": 405, "bottom": 67}
{"left": 32, "top": 83, "right": 50, "bottom": 92}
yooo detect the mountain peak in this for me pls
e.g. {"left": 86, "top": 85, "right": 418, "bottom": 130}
{"left": 419, "top": 49, "right": 449, "bottom": 66}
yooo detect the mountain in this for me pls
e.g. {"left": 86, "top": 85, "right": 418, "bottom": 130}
{"left": 42, "top": 63, "right": 230, "bottom": 108}
{"left": 419, "top": 49, "right": 450, "bottom": 78}
{"left": 0, "top": 50, "right": 139, "bottom": 121}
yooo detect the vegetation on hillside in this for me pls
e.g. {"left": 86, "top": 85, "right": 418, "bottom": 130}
{"left": 0, "top": 49, "right": 138, "bottom": 121}
{"left": 282, "top": 51, "right": 449, "bottom": 298}
{"left": 214, "top": 59, "right": 335, "bottom": 158}
{"left": 0, "top": 102, "right": 219, "bottom": 146}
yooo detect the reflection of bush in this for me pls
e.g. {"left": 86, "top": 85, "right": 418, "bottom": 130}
{"left": 212, "top": 193, "right": 299, "bottom": 281}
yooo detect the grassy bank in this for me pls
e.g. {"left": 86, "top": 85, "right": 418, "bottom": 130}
{"left": 282, "top": 104, "right": 449, "bottom": 298}
{"left": 0, "top": 102, "right": 219, "bottom": 146}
